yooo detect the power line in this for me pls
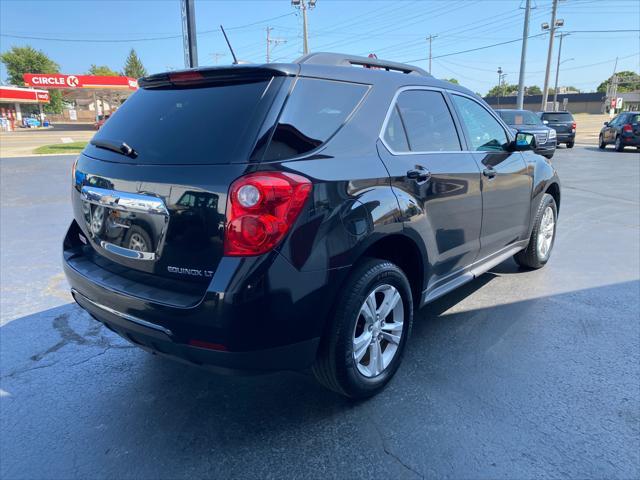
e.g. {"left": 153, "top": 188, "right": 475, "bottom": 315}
{"left": 0, "top": 12, "right": 296, "bottom": 43}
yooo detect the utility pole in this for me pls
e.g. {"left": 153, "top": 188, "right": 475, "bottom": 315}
{"left": 292, "top": 0, "right": 316, "bottom": 55}
{"left": 266, "top": 27, "right": 287, "bottom": 63}
{"left": 180, "top": 0, "right": 198, "bottom": 68}
{"left": 426, "top": 34, "right": 437, "bottom": 74}
{"left": 516, "top": 0, "right": 532, "bottom": 110}
{"left": 541, "top": 0, "right": 560, "bottom": 110}
{"left": 607, "top": 56, "right": 619, "bottom": 115}
{"left": 211, "top": 53, "right": 226, "bottom": 65}
{"left": 552, "top": 32, "right": 568, "bottom": 111}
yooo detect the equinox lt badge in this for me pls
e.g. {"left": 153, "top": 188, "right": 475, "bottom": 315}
{"left": 167, "top": 266, "right": 213, "bottom": 277}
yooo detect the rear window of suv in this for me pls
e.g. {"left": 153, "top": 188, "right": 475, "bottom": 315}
{"left": 88, "top": 78, "right": 279, "bottom": 165}
{"left": 541, "top": 112, "right": 574, "bottom": 122}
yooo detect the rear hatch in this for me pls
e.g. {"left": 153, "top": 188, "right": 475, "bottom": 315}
{"left": 72, "top": 67, "right": 293, "bottom": 291}
{"left": 542, "top": 111, "right": 574, "bottom": 133}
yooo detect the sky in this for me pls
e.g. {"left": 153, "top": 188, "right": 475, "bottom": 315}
{"left": 1, "top": 0, "right": 639, "bottom": 95}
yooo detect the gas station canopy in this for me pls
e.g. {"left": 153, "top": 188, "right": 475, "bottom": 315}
{"left": 23, "top": 73, "right": 138, "bottom": 103}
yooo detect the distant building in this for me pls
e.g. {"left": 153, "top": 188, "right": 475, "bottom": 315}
{"left": 484, "top": 92, "right": 606, "bottom": 114}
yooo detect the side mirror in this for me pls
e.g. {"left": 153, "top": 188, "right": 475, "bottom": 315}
{"left": 542, "top": 120, "right": 549, "bottom": 124}
{"left": 511, "top": 132, "right": 536, "bottom": 151}
{"left": 603, "top": 121, "right": 609, "bottom": 126}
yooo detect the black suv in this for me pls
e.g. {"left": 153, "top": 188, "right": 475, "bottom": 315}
{"left": 495, "top": 109, "right": 557, "bottom": 159}
{"left": 63, "top": 53, "right": 561, "bottom": 398}
{"left": 538, "top": 111, "right": 576, "bottom": 148}
{"left": 599, "top": 111, "right": 640, "bottom": 151}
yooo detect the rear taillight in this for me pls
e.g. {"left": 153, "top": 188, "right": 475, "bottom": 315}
{"left": 571, "top": 122, "right": 577, "bottom": 130}
{"left": 224, "top": 172, "right": 312, "bottom": 256}
{"left": 623, "top": 124, "right": 633, "bottom": 133}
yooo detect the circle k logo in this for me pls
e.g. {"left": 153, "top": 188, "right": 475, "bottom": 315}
{"left": 66, "top": 75, "right": 79, "bottom": 87}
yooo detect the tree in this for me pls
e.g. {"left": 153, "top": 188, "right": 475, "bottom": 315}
{"left": 0, "top": 46, "right": 63, "bottom": 113}
{"left": 122, "top": 49, "right": 147, "bottom": 78}
{"left": 88, "top": 64, "right": 119, "bottom": 76}
{"left": 597, "top": 70, "right": 639, "bottom": 93}
{"left": 526, "top": 85, "right": 542, "bottom": 95}
{"left": 444, "top": 78, "right": 459, "bottom": 85}
{"left": 486, "top": 83, "right": 518, "bottom": 97}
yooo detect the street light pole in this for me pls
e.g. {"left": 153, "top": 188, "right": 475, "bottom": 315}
{"left": 541, "top": 0, "right": 560, "bottom": 110}
{"left": 552, "top": 33, "right": 568, "bottom": 111}
{"left": 180, "top": 0, "right": 198, "bottom": 68}
{"left": 292, "top": 0, "right": 316, "bottom": 55}
{"left": 497, "top": 67, "right": 503, "bottom": 107}
{"left": 516, "top": 0, "right": 532, "bottom": 110}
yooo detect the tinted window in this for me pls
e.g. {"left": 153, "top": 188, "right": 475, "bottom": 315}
{"left": 497, "top": 110, "right": 541, "bottom": 126}
{"left": 383, "top": 106, "right": 410, "bottom": 152}
{"left": 394, "top": 90, "right": 461, "bottom": 152}
{"left": 452, "top": 95, "right": 508, "bottom": 151}
{"left": 629, "top": 114, "right": 640, "bottom": 124}
{"left": 91, "top": 80, "right": 275, "bottom": 164}
{"left": 541, "top": 112, "right": 574, "bottom": 122}
{"left": 264, "top": 78, "right": 368, "bottom": 160}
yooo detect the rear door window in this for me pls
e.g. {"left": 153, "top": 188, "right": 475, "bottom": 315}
{"left": 88, "top": 79, "right": 279, "bottom": 165}
{"left": 384, "top": 89, "right": 461, "bottom": 153}
{"left": 263, "top": 78, "right": 369, "bottom": 161}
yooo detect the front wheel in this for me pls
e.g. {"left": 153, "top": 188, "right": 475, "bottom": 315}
{"left": 312, "top": 259, "right": 413, "bottom": 398}
{"left": 598, "top": 134, "right": 606, "bottom": 149}
{"left": 514, "top": 193, "right": 557, "bottom": 269}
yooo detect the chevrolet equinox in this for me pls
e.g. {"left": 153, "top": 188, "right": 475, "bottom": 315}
{"left": 63, "top": 53, "right": 561, "bottom": 398}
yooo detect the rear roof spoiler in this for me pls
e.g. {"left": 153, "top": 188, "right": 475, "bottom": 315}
{"left": 295, "top": 52, "right": 430, "bottom": 77}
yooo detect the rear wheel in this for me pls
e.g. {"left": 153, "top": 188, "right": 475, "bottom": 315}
{"left": 598, "top": 134, "right": 606, "bottom": 149}
{"left": 544, "top": 153, "right": 554, "bottom": 159}
{"left": 614, "top": 136, "right": 625, "bottom": 152}
{"left": 312, "top": 258, "right": 413, "bottom": 398}
{"left": 514, "top": 193, "right": 557, "bottom": 269}
{"left": 566, "top": 141, "right": 574, "bottom": 148}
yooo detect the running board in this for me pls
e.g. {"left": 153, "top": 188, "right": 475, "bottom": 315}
{"left": 421, "top": 243, "right": 526, "bottom": 305}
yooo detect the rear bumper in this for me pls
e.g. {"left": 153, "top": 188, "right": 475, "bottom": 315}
{"left": 556, "top": 132, "right": 575, "bottom": 143}
{"left": 621, "top": 134, "right": 640, "bottom": 146}
{"left": 71, "top": 288, "right": 319, "bottom": 373}
{"left": 63, "top": 222, "right": 347, "bottom": 373}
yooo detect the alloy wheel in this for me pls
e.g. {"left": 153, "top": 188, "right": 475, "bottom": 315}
{"left": 537, "top": 206, "right": 555, "bottom": 260}
{"left": 352, "top": 284, "right": 404, "bottom": 377}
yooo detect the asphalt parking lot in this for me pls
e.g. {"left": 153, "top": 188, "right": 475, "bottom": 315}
{"left": 1, "top": 145, "right": 639, "bottom": 479}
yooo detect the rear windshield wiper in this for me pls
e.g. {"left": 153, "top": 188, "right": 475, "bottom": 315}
{"left": 90, "top": 139, "right": 137, "bottom": 158}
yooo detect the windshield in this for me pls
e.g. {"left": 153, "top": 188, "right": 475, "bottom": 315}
{"left": 497, "top": 110, "right": 541, "bottom": 126}
{"left": 88, "top": 78, "right": 279, "bottom": 164}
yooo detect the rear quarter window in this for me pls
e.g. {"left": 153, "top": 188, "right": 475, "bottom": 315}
{"left": 263, "top": 78, "right": 369, "bottom": 161}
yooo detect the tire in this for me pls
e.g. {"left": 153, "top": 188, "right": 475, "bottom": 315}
{"left": 598, "top": 134, "right": 606, "bottom": 149}
{"left": 514, "top": 193, "right": 557, "bottom": 269}
{"left": 312, "top": 258, "right": 413, "bottom": 398}
{"left": 614, "top": 135, "right": 625, "bottom": 152}
{"left": 544, "top": 153, "right": 554, "bottom": 159}
{"left": 124, "top": 225, "right": 153, "bottom": 252}
{"left": 566, "top": 141, "right": 574, "bottom": 148}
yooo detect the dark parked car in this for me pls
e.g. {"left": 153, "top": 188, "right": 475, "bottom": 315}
{"left": 538, "top": 111, "right": 576, "bottom": 148}
{"left": 599, "top": 111, "right": 640, "bottom": 151}
{"left": 64, "top": 53, "right": 561, "bottom": 398}
{"left": 495, "top": 109, "right": 556, "bottom": 159}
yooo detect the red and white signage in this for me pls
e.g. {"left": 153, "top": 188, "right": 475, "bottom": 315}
{"left": 23, "top": 73, "right": 138, "bottom": 90}
{"left": 0, "top": 86, "right": 50, "bottom": 104}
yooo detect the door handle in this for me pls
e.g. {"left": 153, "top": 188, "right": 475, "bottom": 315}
{"left": 407, "top": 168, "right": 431, "bottom": 181}
{"left": 482, "top": 168, "right": 497, "bottom": 179}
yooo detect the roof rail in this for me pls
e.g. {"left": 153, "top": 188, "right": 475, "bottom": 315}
{"left": 295, "top": 52, "right": 429, "bottom": 76}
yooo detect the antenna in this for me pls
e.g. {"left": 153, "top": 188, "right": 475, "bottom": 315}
{"left": 220, "top": 25, "right": 238, "bottom": 64}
